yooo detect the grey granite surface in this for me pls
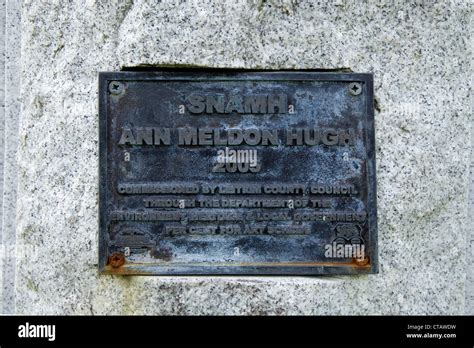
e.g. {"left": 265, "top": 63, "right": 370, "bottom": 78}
{"left": 1, "top": 0, "right": 20, "bottom": 314}
{"left": 8, "top": 0, "right": 472, "bottom": 314}
{"left": 0, "top": 0, "right": 5, "bottom": 314}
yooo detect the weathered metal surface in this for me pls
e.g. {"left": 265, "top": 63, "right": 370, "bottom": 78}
{"left": 98, "top": 71, "right": 378, "bottom": 275}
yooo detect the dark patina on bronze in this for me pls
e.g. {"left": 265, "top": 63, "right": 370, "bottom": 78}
{"left": 98, "top": 71, "right": 378, "bottom": 275}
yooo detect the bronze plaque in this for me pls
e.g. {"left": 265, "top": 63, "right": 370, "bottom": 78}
{"left": 99, "top": 71, "right": 378, "bottom": 275}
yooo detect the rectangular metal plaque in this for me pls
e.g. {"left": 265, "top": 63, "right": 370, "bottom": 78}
{"left": 99, "top": 71, "right": 378, "bottom": 275}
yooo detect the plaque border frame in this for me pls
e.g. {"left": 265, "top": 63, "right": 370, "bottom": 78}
{"left": 98, "top": 71, "right": 378, "bottom": 275}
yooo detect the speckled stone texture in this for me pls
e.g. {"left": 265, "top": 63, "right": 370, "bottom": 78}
{"left": 468, "top": 58, "right": 474, "bottom": 313}
{"left": 14, "top": 0, "right": 472, "bottom": 314}
{"left": 1, "top": 0, "right": 21, "bottom": 314}
{"left": 0, "top": 0, "right": 5, "bottom": 314}
{"left": 467, "top": 0, "right": 474, "bottom": 316}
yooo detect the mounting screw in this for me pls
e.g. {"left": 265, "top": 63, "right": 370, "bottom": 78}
{"left": 109, "top": 81, "right": 124, "bottom": 95}
{"left": 108, "top": 251, "right": 126, "bottom": 268}
{"left": 353, "top": 255, "right": 370, "bottom": 266}
{"left": 348, "top": 82, "right": 362, "bottom": 96}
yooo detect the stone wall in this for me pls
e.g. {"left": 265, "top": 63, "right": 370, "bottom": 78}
{"left": 0, "top": 0, "right": 472, "bottom": 314}
{"left": 1, "top": 0, "right": 20, "bottom": 314}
